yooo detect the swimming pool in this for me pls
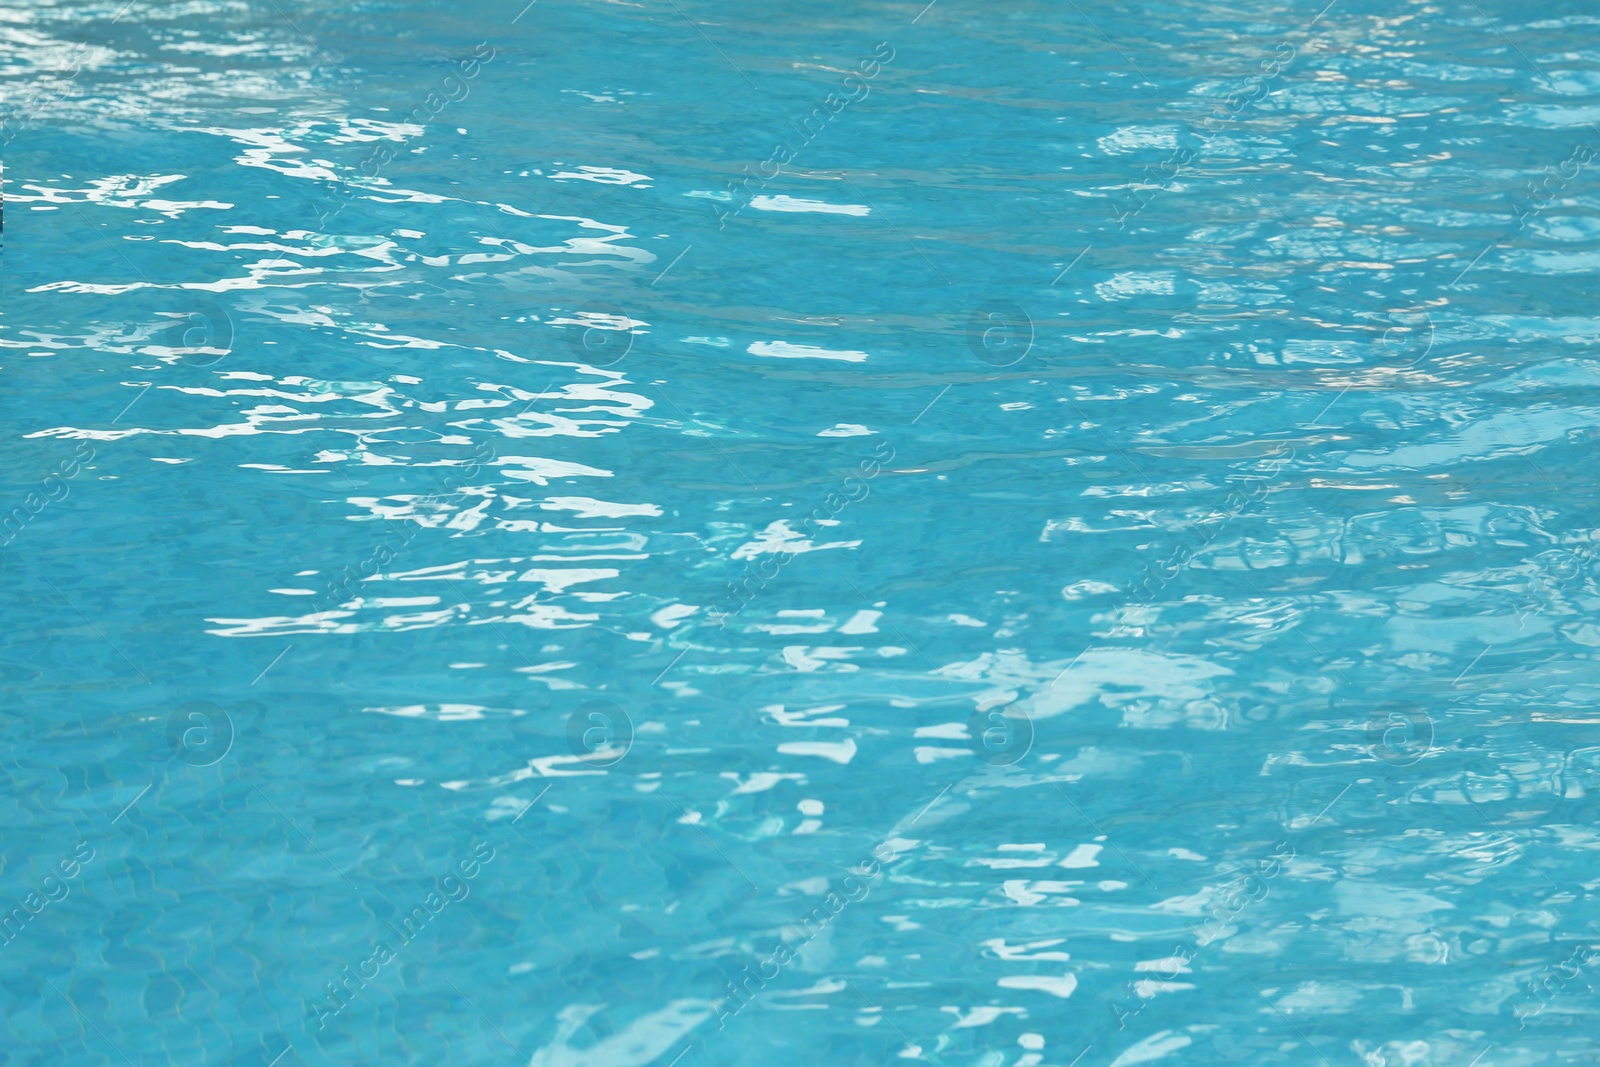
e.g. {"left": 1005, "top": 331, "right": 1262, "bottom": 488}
{"left": 4, "top": 0, "right": 1599, "bottom": 1063}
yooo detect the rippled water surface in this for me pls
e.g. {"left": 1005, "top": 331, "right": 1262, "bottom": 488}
{"left": 5, "top": 0, "right": 1600, "bottom": 1064}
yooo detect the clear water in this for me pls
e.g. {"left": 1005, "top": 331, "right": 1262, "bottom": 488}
{"left": 4, "top": 0, "right": 1600, "bottom": 1064}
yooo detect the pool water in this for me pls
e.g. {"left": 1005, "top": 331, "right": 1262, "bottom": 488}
{"left": 4, "top": 0, "right": 1600, "bottom": 1064}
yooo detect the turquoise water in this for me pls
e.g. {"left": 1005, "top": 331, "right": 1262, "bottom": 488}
{"left": 4, "top": 0, "right": 1600, "bottom": 1063}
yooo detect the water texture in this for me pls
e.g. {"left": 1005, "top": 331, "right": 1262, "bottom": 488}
{"left": 3, "top": 0, "right": 1600, "bottom": 1064}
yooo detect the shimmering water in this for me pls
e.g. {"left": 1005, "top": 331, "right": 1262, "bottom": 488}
{"left": 4, "top": 0, "right": 1600, "bottom": 1064}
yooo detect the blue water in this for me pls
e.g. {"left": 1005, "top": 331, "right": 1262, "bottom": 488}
{"left": 4, "top": 0, "right": 1600, "bottom": 1063}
